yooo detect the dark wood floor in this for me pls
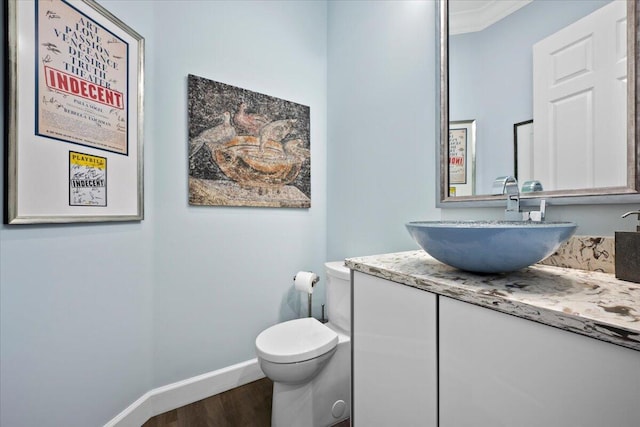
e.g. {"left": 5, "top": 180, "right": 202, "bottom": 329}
{"left": 142, "top": 377, "right": 350, "bottom": 427}
{"left": 142, "top": 378, "right": 273, "bottom": 427}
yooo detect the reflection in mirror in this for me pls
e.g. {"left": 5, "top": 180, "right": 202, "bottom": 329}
{"left": 449, "top": 120, "right": 476, "bottom": 196}
{"left": 440, "top": 0, "right": 640, "bottom": 205}
{"left": 514, "top": 119, "right": 534, "bottom": 186}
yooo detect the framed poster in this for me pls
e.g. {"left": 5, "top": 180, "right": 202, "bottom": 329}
{"left": 448, "top": 120, "right": 476, "bottom": 197}
{"left": 5, "top": 0, "right": 144, "bottom": 224}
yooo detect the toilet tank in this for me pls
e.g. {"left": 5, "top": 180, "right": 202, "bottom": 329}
{"left": 324, "top": 261, "right": 351, "bottom": 333}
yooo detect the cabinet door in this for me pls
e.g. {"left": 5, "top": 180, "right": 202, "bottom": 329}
{"left": 352, "top": 272, "right": 437, "bottom": 426}
{"left": 440, "top": 296, "right": 640, "bottom": 427}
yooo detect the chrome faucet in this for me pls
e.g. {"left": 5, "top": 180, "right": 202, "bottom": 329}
{"left": 504, "top": 176, "right": 522, "bottom": 221}
{"left": 502, "top": 176, "right": 546, "bottom": 221}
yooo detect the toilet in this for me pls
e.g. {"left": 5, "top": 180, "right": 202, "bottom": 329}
{"left": 255, "top": 261, "right": 351, "bottom": 427}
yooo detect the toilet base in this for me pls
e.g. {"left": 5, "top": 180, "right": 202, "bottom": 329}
{"left": 271, "top": 334, "right": 350, "bottom": 427}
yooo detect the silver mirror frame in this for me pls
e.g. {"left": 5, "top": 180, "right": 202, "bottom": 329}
{"left": 437, "top": 0, "right": 640, "bottom": 207}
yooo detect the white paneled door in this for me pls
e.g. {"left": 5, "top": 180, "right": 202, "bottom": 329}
{"left": 533, "top": 0, "right": 627, "bottom": 191}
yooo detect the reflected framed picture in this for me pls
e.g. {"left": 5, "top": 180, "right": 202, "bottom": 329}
{"left": 514, "top": 119, "right": 534, "bottom": 183}
{"left": 5, "top": 0, "right": 144, "bottom": 224}
{"left": 448, "top": 120, "right": 476, "bottom": 197}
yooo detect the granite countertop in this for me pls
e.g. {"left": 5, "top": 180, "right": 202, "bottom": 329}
{"left": 345, "top": 250, "right": 640, "bottom": 352}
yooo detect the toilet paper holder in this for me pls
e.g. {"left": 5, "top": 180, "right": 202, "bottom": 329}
{"left": 293, "top": 272, "right": 319, "bottom": 318}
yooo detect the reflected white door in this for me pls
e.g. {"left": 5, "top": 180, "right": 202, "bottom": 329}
{"left": 533, "top": 0, "right": 627, "bottom": 191}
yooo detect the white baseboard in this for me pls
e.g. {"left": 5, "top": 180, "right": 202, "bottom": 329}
{"left": 104, "top": 358, "right": 265, "bottom": 427}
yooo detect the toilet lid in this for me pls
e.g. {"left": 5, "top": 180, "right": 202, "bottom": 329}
{"left": 256, "top": 317, "right": 338, "bottom": 364}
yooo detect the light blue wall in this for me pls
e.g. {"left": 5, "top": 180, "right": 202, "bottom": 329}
{"left": 450, "top": 0, "right": 611, "bottom": 193}
{"left": 0, "top": 2, "right": 155, "bottom": 426}
{"left": 327, "top": 0, "right": 440, "bottom": 261}
{"left": 147, "top": 0, "right": 328, "bottom": 388}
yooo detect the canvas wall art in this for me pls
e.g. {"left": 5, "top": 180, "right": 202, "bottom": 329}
{"left": 188, "top": 75, "right": 311, "bottom": 208}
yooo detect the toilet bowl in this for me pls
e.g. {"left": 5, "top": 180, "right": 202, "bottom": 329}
{"left": 255, "top": 261, "right": 351, "bottom": 427}
{"left": 256, "top": 317, "right": 338, "bottom": 385}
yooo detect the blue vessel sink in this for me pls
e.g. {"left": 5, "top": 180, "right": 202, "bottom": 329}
{"left": 405, "top": 221, "right": 577, "bottom": 273}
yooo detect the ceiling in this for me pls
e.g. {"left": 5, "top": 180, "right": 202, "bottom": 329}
{"left": 449, "top": 0, "right": 533, "bottom": 35}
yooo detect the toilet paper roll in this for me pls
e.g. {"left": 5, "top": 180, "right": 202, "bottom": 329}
{"left": 294, "top": 271, "right": 317, "bottom": 294}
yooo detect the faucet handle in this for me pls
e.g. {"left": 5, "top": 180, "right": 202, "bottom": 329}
{"left": 621, "top": 210, "right": 640, "bottom": 231}
{"left": 526, "top": 199, "right": 546, "bottom": 222}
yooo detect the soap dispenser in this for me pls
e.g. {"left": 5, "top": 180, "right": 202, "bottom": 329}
{"left": 615, "top": 211, "right": 640, "bottom": 283}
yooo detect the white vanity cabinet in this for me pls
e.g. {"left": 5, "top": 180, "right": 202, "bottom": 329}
{"left": 352, "top": 271, "right": 438, "bottom": 426}
{"left": 439, "top": 296, "right": 640, "bottom": 427}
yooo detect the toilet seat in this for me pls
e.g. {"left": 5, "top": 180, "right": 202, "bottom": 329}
{"left": 256, "top": 317, "right": 338, "bottom": 364}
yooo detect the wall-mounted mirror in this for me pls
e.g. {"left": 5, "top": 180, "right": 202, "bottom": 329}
{"left": 439, "top": 0, "right": 640, "bottom": 206}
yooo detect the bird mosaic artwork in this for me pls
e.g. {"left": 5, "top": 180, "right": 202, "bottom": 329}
{"left": 190, "top": 107, "right": 308, "bottom": 188}
{"left": 258, "top": 119, "right": 298, "bottom": 152}
{"left": 213, "top": 116, "right": 307, "bottom": 188}
{"left": 189, "top": 111, "right": 236, "bottom": 160}
{"left": 283, "top": 139, "right": 310, "bottom": 163}
{"left": 187, "top": 75, "right": 310, "bottom": 208}
{"left": 233, "top": 102, "right": 270, "bottom": 136}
